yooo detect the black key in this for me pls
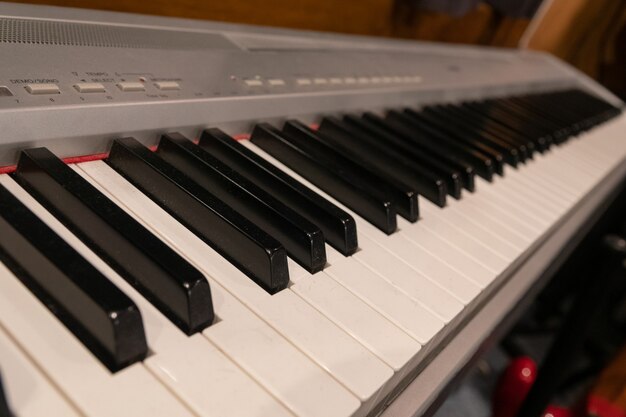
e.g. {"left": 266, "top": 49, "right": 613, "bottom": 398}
{"left": 250, "top": 123, "right": 398, "bottom": 234}
{"left": 376, "top": 111, "right": 494, "bottom": 181}
{"left": 0, "top": 184, "right": 147, "bottom": 372}
{"left": 463, "top": 102, "right": 553, "bottom": 150}
{"left": 403, "top": 108, "right": 507, "bottom": 174}
{"left": 317, "top": 116, "right": 448, "bottom": 207}
{"left": 156, "top": 132, "right": 327, "bottom": 273}
{"left": 508, "top": 96, "right": 577, "bottom": 138}
{"left": 398, "top": 109, "right": 504, "bottom": 175}
{"left": 0, "top": 372, "right": 9, "bottom": 417}
{"left": 490, "top": 99, "right": 571, "bottom": 143}
{"left": 198, "top": 128, "right": 358, "bottom": 256}
{"left": 567, "top": 89, "right": 622, "bottom": 124}
{"left": 106, "top": 137, "right": 289, "bottom": 294}
{"left": 284, "top": 121, "right": 419, "bottom": 222}
{"left": 422, "top": 105, "right": 528, "bottom": 162}
{"left": 447, "top": 103, "right": 539, "bottom": 155}
{"left": 12, "top": 148, "right": 214, "bottom": 334}
{"left": 343, "top": 114, "right": 465, "bottom": 197}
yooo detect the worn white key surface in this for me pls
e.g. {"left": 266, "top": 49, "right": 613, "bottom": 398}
{"left": 0, "top": 325, "right": 82, "bottom": 417}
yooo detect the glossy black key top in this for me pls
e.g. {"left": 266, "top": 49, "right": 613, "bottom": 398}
{"left": 283, "top": 120, "right": 419, "bottom": 222}
{"left": 462, "top": 102, "right": 553, "bottom": 150}
{"left": 198, "top": 128, "right": 358, "bottom": 256}
{"left": 318, "top": 116, "right": 447, "bottom": 207}
{"left": 387, "top": 110, "right": 496, "bottom": 180}
{"left": 403, "top": 108, "right": 507, "bottom": 173}
{"left": 106, "top": 137, "right": 289, "bottom": 294}
{"left": 400, "top": 109, "right": 503, "bottom": 175}
{"left": 491, "top": 99, "right": 571, "bottom": 143}
{"left": 422, "top": 105, "right": 527, "bottom": 163}
{"left": 343, "top": 114, "right": 465, "bottom": 197}
{"left": 156, "top": 132, "right": 326, "bottom": 273}
{"left": 12, "top": 148, "right": 214, "bottom": 334}
{"left": 0, "top": 372, "right": 9, "bottom": 417}
{"left": 250, "top": 123, "right": 398, "bottom": 234}
{"left": 454, "top": 104, "right": 542, "bottom": 155}
{"left": 0, "top": 184, "right": 147, "bottom": 371}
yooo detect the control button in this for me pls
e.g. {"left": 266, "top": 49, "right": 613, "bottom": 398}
{"left": 25, "top": 84, "right": 60, "bottom": 95}
{"left": 381, "top": 77, "right": 392, "bottom": 83}
{"left": 296, "top": 78, "right": 312, "bottom": 86}
{"left": 344, "top": 77, "right": 357, "bottom": 84}
{"left": 116, "top": 82, "right": 145, "bottom": 92}
{"left": 313, "top": 78, "right": 328, "bottom": 85}
{"left": 357, "top": 77, "right": 370, "bottom": 84}
{"left": 267, "top": 78, "right": 286, "bottom": 86}
{"left": 244, "top": 79, "right": 263, "bottom": 87}
{"left": 74, "top": 83, "right": 106, "bottom": 93}
{"left": 329, "top": 78, "right": 343, "bottom": 84}
{"left": 154, "top": 81, "right": 180, "bottom": 91}
{"left": 370, "top": 77, "right": 382, "bottom": 84}
{"left": 0, "top": 86, "right": 13, "bottom": 97}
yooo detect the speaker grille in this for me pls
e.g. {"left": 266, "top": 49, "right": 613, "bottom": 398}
{"left": 0, "top": 18, "right": 236, "bottom": 50}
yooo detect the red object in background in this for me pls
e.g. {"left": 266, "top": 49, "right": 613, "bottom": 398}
{"left": 493, "top": 357, "right": 538, "bottom": 417}
{"left": 543, "top": 405, "right": 572, "bottom": 417}
{"left": 586, "top": 395, "right": 626, "bottom": 417}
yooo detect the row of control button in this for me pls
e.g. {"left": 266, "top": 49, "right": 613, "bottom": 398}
{"left": 21, "top": 81, "right": 181, "bottom": 95}
{"left": 244, "top": 75, "right": 423, "bottom": 88}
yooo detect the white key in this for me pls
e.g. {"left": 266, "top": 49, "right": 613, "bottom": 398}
{"left": 323, "top": 256, "right": 443, "bottom": 344}
{"left": 292, "top": 237, "right": 446, "bottom": 339}
{"left": 445, "top": 197, "right": 532, "bottom": 248}
{"left": 490, "top": 173, "right": 569, "bottom": 221}
{"left": 478, "top": 181, "right": 557, "bottom": 226}
{"left": 505, "top": 169, "right": 577, "bottom": 211}
{"left": 0, "top": 262, "right": 193, "bottom": 417}
{"left": 0, "top": 174, "right": 292, "bottom": 417}
{"left": 75, "top": 161, "right": 382, "bottom": 408}
{"left": 356, "top": 221, "right": 482, "bottom": 304}
{"left": 285, "top": 257, "right": 424, "bottom": 373}
{"left": 456, "top": 193, "right": 539, "bottom": 241}
{"left": 207, "top": 283, "right": 360, "bottom": 417}
{"left": 467, "top": 180, "right": 545, "bottom": 235}
{"left": 398, "top": 217, "right": 497, "bottom": 287}
{"left": 352, "top": 234, "right": 465, "bottom": 321}
{"left": 290, "top": 270, "right": 421, "bottom": 371}
{"left": 0, "top": 325, "right": 82, "bottom": 417}
{"left": 418, "top": 200, "right": 512, "bottom": 270}
{"left": 419, "top": 201, "right": 522, "bottom": 261}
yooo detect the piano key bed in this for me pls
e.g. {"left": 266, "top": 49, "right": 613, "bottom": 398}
{"left": 0, "top": 86, "right": 624, "bottom": 417}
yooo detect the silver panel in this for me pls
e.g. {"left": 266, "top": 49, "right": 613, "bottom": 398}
{"left": 0, "top": 2, "right": 621, "bottom": 167}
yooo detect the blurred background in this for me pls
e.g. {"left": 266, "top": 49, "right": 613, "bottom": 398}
{"left": 7, "top": 0, "right": 626, "bottom": 99}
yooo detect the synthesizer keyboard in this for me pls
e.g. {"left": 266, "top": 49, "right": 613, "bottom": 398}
{"left": 0, "top": 3, "right": 624, "bottom": 417}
